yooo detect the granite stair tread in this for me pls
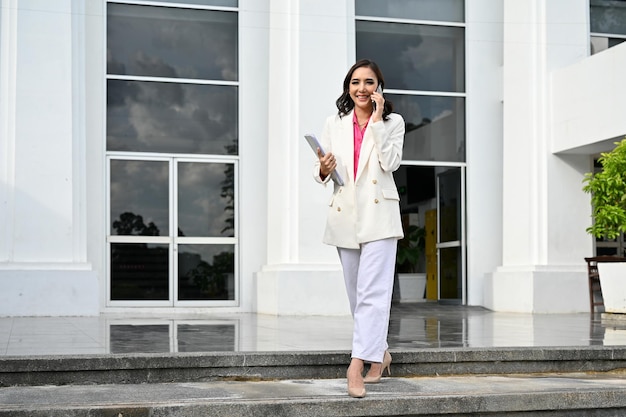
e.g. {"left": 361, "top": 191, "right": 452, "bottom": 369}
{"left": 3, "top": 347, "right": 626, "bottom": 416}
{"left": 2, "top": 372, "right": 626, "bottom": 416}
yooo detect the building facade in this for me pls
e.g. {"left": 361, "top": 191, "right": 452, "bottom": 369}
{"left": 1, "top": 0, "right": 625, "bottom": 317}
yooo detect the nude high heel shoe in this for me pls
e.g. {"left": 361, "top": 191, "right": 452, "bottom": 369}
{"left": 363, "top": 351, "right": 392, "bottom": 384}
{"left": 346, "top": 362, "right": 366, "bottom": 398}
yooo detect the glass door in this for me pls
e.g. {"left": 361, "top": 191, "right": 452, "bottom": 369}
{"left": 436, "top": 167, "right": 466, "bottom": 304}
{"left": 107, "top": 156, "right": 237, "bottom": 307}
{"left": 175, "top": 159, "right": 237, "bottom": 305}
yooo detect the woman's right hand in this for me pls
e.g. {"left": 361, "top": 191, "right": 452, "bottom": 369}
{"left": 318, "top": 148, "right": 337, "bottom": 180}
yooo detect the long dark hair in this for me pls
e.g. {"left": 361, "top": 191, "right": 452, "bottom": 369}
{"left": 335, "top": 59, "right": 393, "bottom": 120}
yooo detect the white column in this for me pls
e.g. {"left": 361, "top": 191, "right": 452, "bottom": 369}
{"left": 255, "top": 0, "right": 352, "bottom": 315}
{"left": 465, "top": 0, "right": 504, "bottom": 306}
{"left": 485, "top": 0, "right": 590, "bottom": 313}
{"left": 0, "top": 0, "right": 18, "bottom": 265}
{"left": 0, "top": 0, "right": 97, "bottom": 316}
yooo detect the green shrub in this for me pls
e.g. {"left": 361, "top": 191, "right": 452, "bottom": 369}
{"left": 583, "top": 138, "right": 626, "bottom": 239}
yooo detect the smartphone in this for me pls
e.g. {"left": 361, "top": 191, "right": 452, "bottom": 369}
{"left": 373, "top": 84, "right": 383, "bottom": 110}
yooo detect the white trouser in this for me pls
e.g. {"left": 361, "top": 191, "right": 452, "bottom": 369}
{"left": 337, "top": 238, "right": 397, "bottom": 363}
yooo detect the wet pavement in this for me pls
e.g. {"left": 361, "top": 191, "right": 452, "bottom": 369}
{"left": 1, "top": 303, "right": 624, "bottom": 356}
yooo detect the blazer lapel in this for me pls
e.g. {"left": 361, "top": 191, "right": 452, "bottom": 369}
{"left": 335, "top": 112, "right": 355, "bottom": 183}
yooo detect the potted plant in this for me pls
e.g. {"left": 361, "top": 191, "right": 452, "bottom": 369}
{"left": 582, "top": 137, "right": 626, "bottom": 313}
{"left": 396, "top": 224, "right": 426, "bottom": 302}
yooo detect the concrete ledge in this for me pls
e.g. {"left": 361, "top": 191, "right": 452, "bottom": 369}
{"left": 0, "top": 269, "right": 99, "bottom": 316}
{"left": 255, "top": 267, "right": 350, "bottom": 315}
{"left": 2, "top": 346, "right": 626, "bottom": 387}
{"left": 485, "top": 267, "right": 589, "bottom": 313}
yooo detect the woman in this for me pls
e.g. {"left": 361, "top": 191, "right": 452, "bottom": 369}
{"left": 313, "top": 59, "right": 405, "bottom": 398}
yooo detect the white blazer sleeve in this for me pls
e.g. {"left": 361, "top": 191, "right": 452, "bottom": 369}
{"left": 370, "top": 114, "right": 405, "bottom": 172}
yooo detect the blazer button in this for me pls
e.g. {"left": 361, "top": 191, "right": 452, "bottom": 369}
{"left": 372, "top": 179, "right": 377, "bottom": 184}
{"left": 337, "top": 207, "right": 342, "bottom": 212}
{"left": 374, "top": 199, "right": 379, "bottom": 204}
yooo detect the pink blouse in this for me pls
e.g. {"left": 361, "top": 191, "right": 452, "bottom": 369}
{"left": 352, "top": 112, "right": 369, "bottom": 178}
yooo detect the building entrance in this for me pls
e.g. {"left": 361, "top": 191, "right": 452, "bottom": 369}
{"left": 395, "top": 164, "right": 466, "bottom": 304}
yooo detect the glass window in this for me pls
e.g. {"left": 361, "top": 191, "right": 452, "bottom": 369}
{"left": 107, "top": 80, "right": 238, "bottom": 155}
{"left": 106, "top": 0, "right": 239, "bottom": 306}
{"left": 439, "top": 246, "right": 461, "bottom": 299}
{"left": 356, "top": 0, "right": 464, "bottom": 23}
{"left": 178, "top": 162, "right": 235, "bottom": 238}
{"left": 107, "top": 3, "right": 238, "bottom": 80}
{"left": 438, "top": 167, "right": 462, "bottom": 243}
{"left": 110, "top": 160, "right": 169, "bottom": 236}
{"left": 356, "top": 21, "right": 465, "bottom": 92}
{"left": 110, "top": 243, "right": 170, "bottom": 300}
{"left": 178, "top": 244, "right": 235, "bottom": 300}
{"left": 590, "top": 0, "right": 626, "bottom": 36}
{"left": 391, "top": 94, "right": 465, "bottom": 162}
{"left": 160, "top": 0, "right": 238, "bottom": 6}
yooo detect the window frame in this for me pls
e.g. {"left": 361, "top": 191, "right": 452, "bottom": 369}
{"left": 105, "top": 0, "right": 240, "bottom": 308}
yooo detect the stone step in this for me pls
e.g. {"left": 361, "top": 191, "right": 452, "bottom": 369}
{"left": 1, "top": 371, "right": 626, "bottom": 416}
{"left": 2, "top": 346, "right": 626, "bottom": 387}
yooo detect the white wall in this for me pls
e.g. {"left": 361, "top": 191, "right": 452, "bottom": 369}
{"left": 0, "top": 0, "right": 98, "bottom": 316}
{"left": 485, "top": 0, "right": 590, "bottom": 313}
{"left": 552, "top": 42, "right": 626, "bottom": 154}
{"left": 255, "top": 0, "right": 352, "bottom": 315}
{"left": 465, "top": 0, "right": 504, "bottom": 306}
{"left": 84, "top": 0, "right": 106, "bottom": 314}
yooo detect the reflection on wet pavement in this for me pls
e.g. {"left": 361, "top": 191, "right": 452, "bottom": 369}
{"left": 1, "top": 303, "right": 625, "bottom": 356}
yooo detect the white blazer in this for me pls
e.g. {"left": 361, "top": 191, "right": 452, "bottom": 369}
{"left": 314, "top": 110, "right": 405, "bottom": 249}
